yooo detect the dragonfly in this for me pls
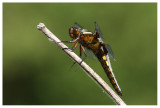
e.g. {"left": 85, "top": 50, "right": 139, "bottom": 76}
{"left": 65, "top": 22, "right": 122, "bottom": 96}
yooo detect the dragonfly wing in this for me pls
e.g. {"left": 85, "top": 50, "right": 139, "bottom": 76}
{"left": 105, "top": 44, "right": 116, "bottom": 61}
{"left": 84, "top": 47, "right": 98, "bottom": 61}
{"left": 94, "top": 22, "right": 104, "bottom": 40}
{"left": 74, "top": 22, "right": 83, "bottom": 29}
{"left": 74, "top": 22, "right": 90, "bottom": 32}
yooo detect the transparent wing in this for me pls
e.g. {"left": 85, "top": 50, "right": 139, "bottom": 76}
{"left": 84, "top": 47, "right": 98, "bottom": 61}
{"left": 74, "top": 22, "right": 89, "bottom": 32}
{"left": 74, "top": 22, "right": 83, "bottom": 29}
{"left": 105, "top": 44, "right": 116, "bottom": 61}
{"left": 94, "top": 22, "right": 104, "bottom": 40}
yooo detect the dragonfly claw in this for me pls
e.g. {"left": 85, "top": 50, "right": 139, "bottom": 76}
{"left": 62, "top": 47, "right": 73, "bottom": 52}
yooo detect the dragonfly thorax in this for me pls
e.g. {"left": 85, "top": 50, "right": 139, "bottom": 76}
{"left": 82, "top": 31, "right": 93, "bottom": 35}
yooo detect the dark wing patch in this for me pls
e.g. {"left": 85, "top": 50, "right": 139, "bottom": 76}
{"left": 94, "top": 22, "right": 104, "bottom": 40}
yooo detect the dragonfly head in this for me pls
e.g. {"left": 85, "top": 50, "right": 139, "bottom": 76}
{"left": 69, "top": 26, "right": 81, "bottom": 39}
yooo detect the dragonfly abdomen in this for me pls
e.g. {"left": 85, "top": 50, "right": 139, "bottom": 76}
{"left": 98, "top": 54, "right": 122, "bottom": 96}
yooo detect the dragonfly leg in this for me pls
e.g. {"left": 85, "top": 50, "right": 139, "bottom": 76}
{"left": 57, "top": 38, "right": 78, "bottom": 51}
{"left": 67, "top": 43, "right": 80, "bottom": 71}
{"left": 59, "top": 38, "right": 78, "bottom": 43}
{"left": 62, "top": 47, "right": 73, "bottom": 52}
{"left": 74, "top": 45, "right": 87, "bottom": 72}
{"left": 80, "top": 52, "right": 87, "bottom": 64}
{"left": 69, "top": 44, "right": 86, "bottom": 72}
{"left": 68, "top": 61, "right": 77, "bottom": 72}
{"left": 79, "top": 45, "right": 82, "bottom": 58}
{"left": 68, "top": 45, "right": 82, "bottom": 72}
{"left": 79, "top": 45, "right": 87, "bottom": 65}
{"left": 61, "top": 39, "right": 79, "bottom": 51}
{"left": 71, "top": 42, "right": 79, "bottom": 51}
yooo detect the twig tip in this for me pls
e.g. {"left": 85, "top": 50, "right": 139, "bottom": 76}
{"left": 37, "top": 23, "right": 45, "bottom": 30}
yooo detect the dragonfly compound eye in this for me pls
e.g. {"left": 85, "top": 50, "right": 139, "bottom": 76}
{"left": 69, "top": 27, "right": 74, "bottom": 38}
{"left": 69, "top": 26, "right": 80, "bottom": 39}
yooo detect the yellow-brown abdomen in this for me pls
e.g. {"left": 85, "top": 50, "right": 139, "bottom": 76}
{"left": 100, "top": 55, "right": 122, "bottom": 96}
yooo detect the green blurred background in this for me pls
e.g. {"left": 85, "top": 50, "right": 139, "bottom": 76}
{"left": 3, "top": 3, "right": 157, "bottom": 105}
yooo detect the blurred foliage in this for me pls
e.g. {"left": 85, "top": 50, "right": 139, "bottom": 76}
{"left": 3, "top": 3, "right": 157, "bottom": 105}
